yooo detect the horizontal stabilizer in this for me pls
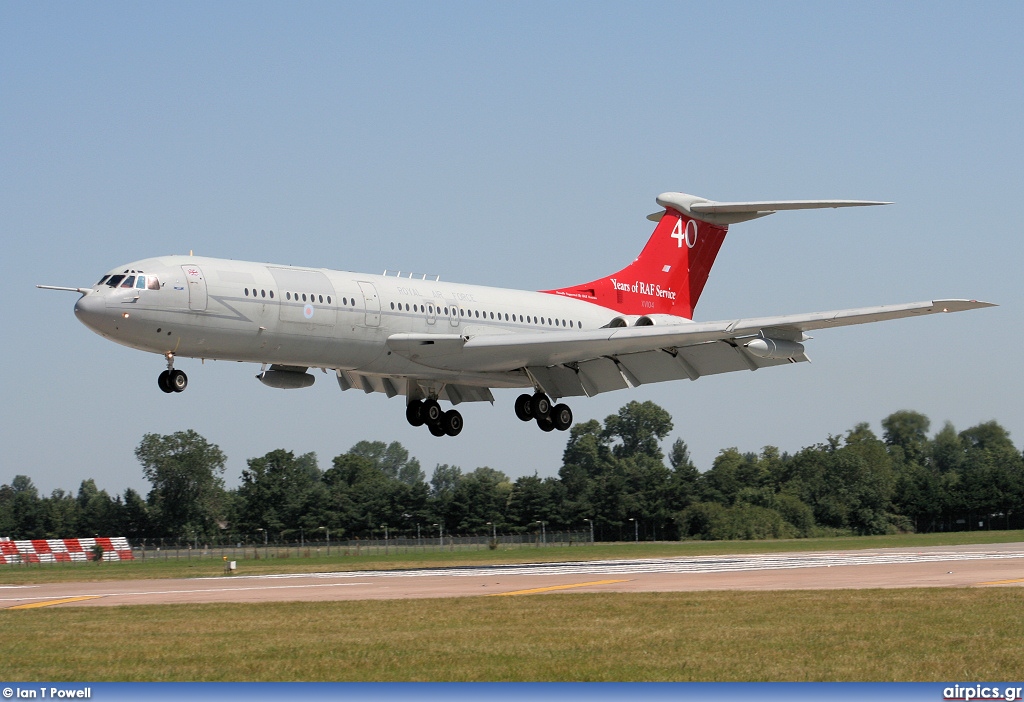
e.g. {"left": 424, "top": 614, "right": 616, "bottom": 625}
{"left": 648, "top": 192, "right": 891, "bottom": 225}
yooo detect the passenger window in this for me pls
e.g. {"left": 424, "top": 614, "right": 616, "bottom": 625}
{"left": 319, "top": 295, "right": 324, "bottom": 303}
{"left": 261, "top": 290, "right": 266, "bottom": 298}
{"left": 269, "top": 290, "right": 274, "bottom": 299}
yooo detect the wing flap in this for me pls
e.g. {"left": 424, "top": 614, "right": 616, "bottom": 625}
{"left": 528, "top": 366, "right": 588, "bottom": 398}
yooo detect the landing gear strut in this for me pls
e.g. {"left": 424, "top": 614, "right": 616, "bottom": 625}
{"left": 515, "top": 392, "right": 572, "bottom": 432}
{"left": 407, "top": 398, "right": 463, "bottom": 437}
{"left": 157, "top": 353, "right": 187, "bottom": 394}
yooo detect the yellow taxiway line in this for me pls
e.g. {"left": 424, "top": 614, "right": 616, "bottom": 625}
{"left": 488, "top": 579, "right": 630, "bottom": 597}
{"left": 7, "top": 596, "right": 103, "bottom": 610}
{"left": 977, "top": 577, "right": 1024, "bottom": 586}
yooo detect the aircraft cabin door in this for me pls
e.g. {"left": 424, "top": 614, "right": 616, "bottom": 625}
{"left": 181, "top": 265, "right": 208, "bottom": 311}
{"left": 357, "top": 281, "right": 380, "bottom": 326}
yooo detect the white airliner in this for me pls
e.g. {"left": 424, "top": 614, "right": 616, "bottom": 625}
{"left": 40, "top": 192, "right": 993, "bottom": 437}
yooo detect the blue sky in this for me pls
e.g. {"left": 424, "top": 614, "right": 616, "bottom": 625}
{"left": 2, "top": 2, "right": 1021, "bottom": 497}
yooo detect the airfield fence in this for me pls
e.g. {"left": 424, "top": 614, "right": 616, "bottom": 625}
{"left": 126, "top": 531, "right": 593, "bottom": 563}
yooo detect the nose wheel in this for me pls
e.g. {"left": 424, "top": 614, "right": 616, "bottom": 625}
{"left": 157, "top": 353, "right": 187, "bottom": 393}
{"left": 158, "top": 369, "right": 188, "bottom": 393}
{"left": 407, "top": 398, "right": 463, "bottom": 437}
{"left": 515, "top": 392, "right": 572, "bottom": 431}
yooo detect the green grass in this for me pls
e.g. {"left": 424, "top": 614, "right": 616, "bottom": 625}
{"left": 2, "top": 589, "right": 1023, "bottom": 681}
{"left": 2, "top": 530, "right": 1021, "bottom": 584}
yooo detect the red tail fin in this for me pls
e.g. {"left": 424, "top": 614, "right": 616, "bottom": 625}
{"left": 544, "top": 206, "right": 728, "bottom": 319}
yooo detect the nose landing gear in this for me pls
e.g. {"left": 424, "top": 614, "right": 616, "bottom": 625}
{"left": 157, "top": 353, "right": 187, "bottom": 394}
{"left": 515, "top": 392, "right": 572, "bottom": 432}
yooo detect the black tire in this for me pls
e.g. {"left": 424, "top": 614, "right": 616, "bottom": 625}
{"left": 428, "top": 422, "right": 446, "bottom": 437}
{"left": 157, "top": 370, "right": 173, "bottom": 394}
{"left": 552, "top": 403, "right": 573, "bottom": 431}
{"left": 530, "top": 392, "right": 551, "bottom": 419}
{"left": 537, "top": 415, "right": 555, "bottom": 432}
{"left": 442, "top": 409, "right": 463, "bottom": 437}
{"left": 406, "top": 400, "right": 425, "bottom": 427}
{"left": 423, "top": 399, "right": 442, "bottom": 424}
{"left": 514, "top": 393, "right": 533, "bottom": 422}
{"left": 169, "top": 369, "right": 188, "bottom": 393}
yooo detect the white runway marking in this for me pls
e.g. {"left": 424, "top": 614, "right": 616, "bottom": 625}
{"left": 5, "top": 547, "right": 1022, "bottom": 606}
{"left": 199, "top": 549, "right": 1024, "bottom": 582}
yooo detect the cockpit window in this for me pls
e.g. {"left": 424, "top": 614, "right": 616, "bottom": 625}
{"left": 135, "top": 276, "right": 148, "bottom": 289}
{"left": 146, "top": 276, "right": 160, "bottom": 290}
{"left": 120, "top": 276, "right": 136, "bottom": 288}
{"left": 106, "top": 275, "right": 125, "bottom": 287}
{"left": 97, "top": 275, "right": 110, "bottom": 286}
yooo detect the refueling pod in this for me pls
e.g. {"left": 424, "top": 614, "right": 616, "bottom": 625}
{"left": 744, "top": 337, "right": 805, "bottom": 360}
{"left": 256, "top": 367, "right": 316, "bottom": 389}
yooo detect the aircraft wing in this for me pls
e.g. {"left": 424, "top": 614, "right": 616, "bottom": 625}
{"left": 386, "top": 299, "right": 994, "bottom": 398}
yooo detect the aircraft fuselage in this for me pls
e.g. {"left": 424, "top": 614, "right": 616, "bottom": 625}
{"left": 74, "top": 255, "right": 626, "bottom": 390}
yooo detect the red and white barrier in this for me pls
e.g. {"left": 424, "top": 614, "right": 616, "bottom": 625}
{"left": 0, "top": 536, "right": 134, "bottom": 564}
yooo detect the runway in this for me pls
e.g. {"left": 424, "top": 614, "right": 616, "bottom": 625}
{"left": 3, "top": 542, "right": 1024, "bottom": 608}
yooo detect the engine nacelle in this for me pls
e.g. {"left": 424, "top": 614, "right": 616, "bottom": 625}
{"left": 604, "top": 315, "right": 641, "bottom": 328}
{"left": 257, "top": 369, "right": 316, "bottom": 389}
{"left": 744, "top": 337, "right": 805, "bottom": 360}
{"left": 606, "top": 314, "right": 692, "bottom": 328}
{"left": 634, "top": 314, "right": 693, "bottom": 327}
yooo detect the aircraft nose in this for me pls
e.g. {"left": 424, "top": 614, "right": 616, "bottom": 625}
{"left": 74, "top": 292, "right": 107, "bottom": 331}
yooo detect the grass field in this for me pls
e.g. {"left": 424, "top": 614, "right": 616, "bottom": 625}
{"left": 2, "top": 589, "right": 1023, "bottom": 681}
{"left": 2, "top": 530, "right": 1022, "bottom": 585}
{"left": 2, "top": 532, "right": 1022, "bottom": 682}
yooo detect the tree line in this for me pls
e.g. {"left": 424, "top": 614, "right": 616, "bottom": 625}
{"left": 3, "top": 402, "right": 1023, "bottom": 543}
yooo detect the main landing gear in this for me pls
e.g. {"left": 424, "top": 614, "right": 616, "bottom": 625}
{"left": 515, "top": 392, "right": 572, "bottom": 432}
{"left": 406, "top": 398, "right": 463, "bottom": 437}
{"left": 157, "top": 353, "right": 187, "bottom": 394}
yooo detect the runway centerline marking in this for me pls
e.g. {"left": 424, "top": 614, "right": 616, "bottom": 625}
{"left": 489, "top": 579, "right": 630, "bottom": 596}
{"left": 7, "top": 596, "right": 102, "bottom": 609}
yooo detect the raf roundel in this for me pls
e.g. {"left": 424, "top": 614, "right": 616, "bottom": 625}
{"left": 303, "top": 303, "right": 314, "bottom": 319}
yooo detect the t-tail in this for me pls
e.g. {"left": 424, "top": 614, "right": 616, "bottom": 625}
{"left": 544, "top": 191, "right": 890, "bottom": 319}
